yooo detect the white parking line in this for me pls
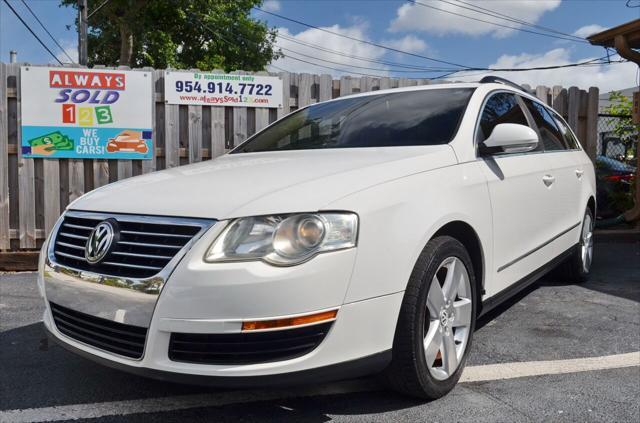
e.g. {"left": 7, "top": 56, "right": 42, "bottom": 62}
{"left": 2, "top": 352, "right": 639, "bottom": 423}
{"left": 460, "top": 351, "right": 640, "bottom": 383}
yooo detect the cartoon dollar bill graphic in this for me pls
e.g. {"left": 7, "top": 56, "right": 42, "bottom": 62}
{"left": 28, "top": 131, "right": 74, "bottom": 155}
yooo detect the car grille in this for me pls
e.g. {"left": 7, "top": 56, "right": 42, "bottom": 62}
{"left": 50, "top": 302, "right": 148, "bottom": 359}
{"left": 52, "top": 212, "right": 210, "bottom": 279}
{"left": 168, "top": 322, "right": 333, "bottom": 365}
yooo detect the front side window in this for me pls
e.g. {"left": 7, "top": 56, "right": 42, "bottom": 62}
{"left": 522, "top": 98, "right": 567, "bottom": 151}
{"left": 232, "top": 88, "right": 474, "bottom": 153}
{"left": 477, "top": 92, "right": 530, "bottom": 144}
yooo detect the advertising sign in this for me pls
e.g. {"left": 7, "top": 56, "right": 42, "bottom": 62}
{"left": 20, "top": 66, "right": 153, "bottom": 159}
{"left": 164, "top": 71, "right": 283, "bottom": 108}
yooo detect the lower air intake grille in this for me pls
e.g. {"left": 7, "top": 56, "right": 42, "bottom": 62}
{"left": 169, "top": 322, "right": 333, "bottom": 365}
{"left": 52, "top": 212, "right": 210, "bottom": 279}
{"left": 50, "top": 302, "right": 148, "bottom": 359}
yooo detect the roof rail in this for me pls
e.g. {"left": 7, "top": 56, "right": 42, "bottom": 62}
{"left": 479, "top": 76, "right": 532, "bottom": 93}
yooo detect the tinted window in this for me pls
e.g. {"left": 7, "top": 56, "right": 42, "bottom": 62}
{"left": 522, "top": 98, "right": 567, "bottom": 151}
{"left": 551, "top": 113, "right": 581, "bottom": 149}
{"left": 232, "top": 88, "right": 474, "bottom": 153}
{"left": 477, "top": 92, "right": 530, "bottom": 143}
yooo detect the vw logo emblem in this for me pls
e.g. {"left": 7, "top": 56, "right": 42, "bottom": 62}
{"left": 85, "top": 221, "right": 116, "bottom": 264}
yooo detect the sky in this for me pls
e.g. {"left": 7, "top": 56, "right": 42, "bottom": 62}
{"left": 1, "top": 0, "right": 638, "bottom": 92}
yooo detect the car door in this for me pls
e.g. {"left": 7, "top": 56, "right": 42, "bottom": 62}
{"left": 477, "top": 91, "right": 555, "bottom": 295}
{"left": 520, "top": 98, "right": 584, "bottom": 255}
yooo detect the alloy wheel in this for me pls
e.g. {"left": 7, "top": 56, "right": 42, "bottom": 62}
{"left": 423, "top": 257, "right": 472, "bottom": 381}
{"left": 581, "top": 214, "right": 594, "bottom": 273}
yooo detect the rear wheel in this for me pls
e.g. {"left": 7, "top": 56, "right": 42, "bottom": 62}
{"left": 386, "top": 236, "right": 476, "bottom": 399}
{"left": 557, "top": 207, "right": 594, "bottom": 283}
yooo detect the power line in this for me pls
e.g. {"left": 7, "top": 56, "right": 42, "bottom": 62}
{"left": 277, "top": 33, "right": 454, "bottom": 71}
{"left": 195, "top": 10, "right": 622, "bottom": 78}
{"left": 2, "top": 0, "right": 64, "bottom": 65}
{"left": 20, "top": 0, "right": 75, "bottom": 63}
{"left": 448, "top": 0, "right": 586, "bottom": 41}
{"left": 88, "top": 0, "right": 111, "bottom": 19}
{"left": 408, "top": 0, "right": 589, "bottom": 43}
{"left": 275, "top": 43, "right": 453, "bottom": 73}
{"left": 276, "top": 33, "right": 620, "bottom": 73}
{"left": 196, "top": 18, "right": 407, "bottom": 78}
{"left": 253, "top": 6, "right": 474, "bottom": 69}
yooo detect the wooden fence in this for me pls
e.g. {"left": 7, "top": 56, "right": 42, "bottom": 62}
{"left": 0, "top": 62, "right": 599, "bottom": 252}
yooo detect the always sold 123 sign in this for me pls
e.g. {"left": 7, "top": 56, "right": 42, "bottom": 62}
{"left": 20, "top": 66, "right": 153, "bottom": 159}
{"left": 164, "top": 71, "right": 283, "bottom": 108}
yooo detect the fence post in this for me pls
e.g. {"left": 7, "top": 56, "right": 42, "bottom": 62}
{"left": 0, "top": 63, "right": 9, "bottom": 250}
{"left": 187, "top": 69, "right": 203, "bottom": 163}
{"left": 567, "top": 86, "right": 580, "bottom": 134}
{"left": 164, "top": 69, "right": 180, "bottom": 168}
{"left": 277, "top": 71, "right": 290, "bottom": 120}
{"left": 535, "top": 86, "right": 550, "bottom": 105}
{"left": 231, "top": 71, "right": 248, "bottom": 148}
{"left": 10, "top": 63, "right": 36, "bottom": 249}
{"left": 318, "top": 74, "right": 332, "bottom": 102}
{"left": 339, "top": 76, "right": 352, "bottom": 97}
{"left": 585, "top": 87, "right": 599, "bottom": 162}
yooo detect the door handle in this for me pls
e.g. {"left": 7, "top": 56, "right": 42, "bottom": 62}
{"left": 575, "top": 169, "right": 584, "bottom": 179}
{"left": 542, "top": 174, "right": 556, "bottom": 187}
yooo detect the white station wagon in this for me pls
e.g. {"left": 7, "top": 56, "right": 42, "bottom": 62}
{"left": 40, "top": 77, "right": 595, "bottom": 399}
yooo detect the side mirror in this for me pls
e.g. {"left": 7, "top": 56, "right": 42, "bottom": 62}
{"left": 481, "top": 123, "right": 539, "bottom": 154}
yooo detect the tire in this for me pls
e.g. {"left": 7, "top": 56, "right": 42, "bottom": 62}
{"left": 557, "top": 207, "right": 594, "bottom": 284}
{"left": 385, "top": 236, "right": 477, "bottom": 399}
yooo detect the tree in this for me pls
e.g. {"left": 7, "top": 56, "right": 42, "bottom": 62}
{"left": 603, "top": 90, "right": 640, "bottom": 227}
{"left": 61, "top": 0, "right": 280, "bottom": 71}
{"left": 603, "top": 91, "right": 638, "bottom": 141}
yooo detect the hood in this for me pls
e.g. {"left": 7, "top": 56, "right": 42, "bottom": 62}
{"left": 72, "top": 146, "right": 457, "bottom": 219}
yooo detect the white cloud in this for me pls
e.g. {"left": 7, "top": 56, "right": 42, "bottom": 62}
{"left": 269, "top": 23, "right": 387, "bottom": 76}
{"left": 54, "top": 39, "right": 78, "bottom": 64}
{"left": 382, "top": 35, "right": 428, "bottom": 54}
{"left": 390, "top": 0, "right": 561, "bottom": 38}
{"left": 573, "top": 24, "right": 608, "bottom": 39}
{"left": 262, "top": 0, "right": 281, "bottom": 12}
{"left": 449, "top": 48, "right": 636, "bottom": 92}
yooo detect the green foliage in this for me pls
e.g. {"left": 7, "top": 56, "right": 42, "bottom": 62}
{"left": 603, "top": 91, "right": 638, "bottom": 140}
{"left": 61, "top": 0, "right": 280, "bottom": 71}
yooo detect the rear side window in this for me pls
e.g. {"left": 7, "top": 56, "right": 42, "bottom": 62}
{"left": 522, "top": 98, "right": 567, "bottom": 151}
{"left": 477, "top": 92, "right": 529, "bottom": 143}
{"left": 551, "top": 113, "right": 581, "bottom": 150}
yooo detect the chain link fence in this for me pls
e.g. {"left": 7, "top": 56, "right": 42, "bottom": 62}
{"left": 596, "top": 114, "right": 638, "bottom": 219}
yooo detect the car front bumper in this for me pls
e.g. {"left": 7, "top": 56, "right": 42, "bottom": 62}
{"left": 40, "top": 219, "right": 403, "bottom": 383}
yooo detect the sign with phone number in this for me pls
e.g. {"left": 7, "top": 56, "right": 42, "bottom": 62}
{"left": 20, "top": 66, "right": 153, "bottom": 160}
{"left": 164, "top": 71, "right": 283, "bottom": 108}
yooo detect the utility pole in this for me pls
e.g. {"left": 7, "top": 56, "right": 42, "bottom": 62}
{"left": 78, "top": 0, "right": 88, "bottom": 65}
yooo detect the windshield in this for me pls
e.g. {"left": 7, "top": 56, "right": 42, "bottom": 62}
{"left": 232, "top": 88, "right": 474, "bottom": 153}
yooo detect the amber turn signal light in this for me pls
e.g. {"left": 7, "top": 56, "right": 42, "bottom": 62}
{"left": 242, "top": 309, "right": 338, "bottom": 331}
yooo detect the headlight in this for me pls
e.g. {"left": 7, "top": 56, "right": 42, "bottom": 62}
{"left": 205, "top": 212, "right": 358, "bottom": 266}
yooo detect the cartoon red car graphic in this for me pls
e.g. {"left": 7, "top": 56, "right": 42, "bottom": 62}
{"left": 106, "top": 130, "right": 148, "bottom": 154}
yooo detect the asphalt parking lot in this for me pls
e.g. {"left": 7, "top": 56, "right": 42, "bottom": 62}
{"left": 1, "top": 241, "right": 639, "bottom": 422}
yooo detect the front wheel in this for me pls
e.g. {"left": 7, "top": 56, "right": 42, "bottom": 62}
{"left": 386, "top": 236, "right": 476, "bottom": 399}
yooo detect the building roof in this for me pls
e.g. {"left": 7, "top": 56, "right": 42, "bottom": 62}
{"left": 587, "top": 19, "right": 640, "bottom": 49}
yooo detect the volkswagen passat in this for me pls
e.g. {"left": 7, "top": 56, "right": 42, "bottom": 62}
{"left": 39, "top": 77, "right": 595, "bottom": 399}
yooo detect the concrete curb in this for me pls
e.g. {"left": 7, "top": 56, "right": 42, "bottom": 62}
{"left": 0, "top": 252, "right": 39, "bottom": 272}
